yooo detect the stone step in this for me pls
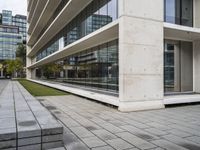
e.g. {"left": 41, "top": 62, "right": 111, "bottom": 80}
{"left": 0, "top": 81, "right": 64, "bottom": 150}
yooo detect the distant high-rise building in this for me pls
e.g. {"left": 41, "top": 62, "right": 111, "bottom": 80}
{"left": 0, "top": 10, "right": 27, "bottom": 78}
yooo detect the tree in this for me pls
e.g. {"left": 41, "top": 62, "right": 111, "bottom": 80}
{"left": 4, "top": 58, "right": 23, "bottom": 78}
{"left": 42, "top": 63, "right": 63, "bottom": 79}
{"left": 16, "top": 43, "right": 26, "bottom": 66}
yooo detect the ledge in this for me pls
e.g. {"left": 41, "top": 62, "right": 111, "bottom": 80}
{"left": 27, "top": 0, "right": 38, "bottom": 23}
{"left": 164, "top": 94, "right": 200, "bottom": 105}
{"left": 28, "top": 79, "right": 119, "bottom": 106}
{"left": 164, "top": 22, "right": 200, "bottom": 41}
{"left": 27, "top": 0, "right": 62, "bottom": 46}
{"left": 28, "top": 0, "right": 47, "bottom": 34}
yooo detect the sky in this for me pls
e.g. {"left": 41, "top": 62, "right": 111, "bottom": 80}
{"left": 0, "top": 0, "right": 27, "bottom": 16}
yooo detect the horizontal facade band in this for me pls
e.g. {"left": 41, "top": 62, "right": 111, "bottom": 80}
{"left": 27, "top": 20, "right": 119, "bottom": 69}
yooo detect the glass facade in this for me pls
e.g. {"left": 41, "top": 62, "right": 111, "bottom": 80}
{"left": 36, "top": 40, "right": 119, "bottom": 93}
{"left": 12, "top": 15, "right": 27, "bottom": 42}
{"left": 2, "top": 10, "right": 12, "bottom": 25}
{"left": 36, "top": 0, "right": 118, "bottom": 62}
{"left": 164, "top": 0, "right": 193, "bottom": 27}
{"left": 0, "top": 26, "right": 22, "bottom": 60}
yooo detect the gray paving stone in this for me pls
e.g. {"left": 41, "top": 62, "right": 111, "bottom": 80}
{"left": 167, "top": 128, "right": 192, "bottom": 138}
{"left": 162, "top": 134, "right": 200, "bottom": 150}
{"left": 59, "top": 117, "right": 80, "bottom": 128}
{"left": 106, "top": 138, "right": 133, "bottom": 150}
{"left": 120, "top": 125, "right": 159, "bottom": 141}
{"left": 81, "top": 136, "right": 107, "bottom": 148}
{"left": 151, "top": 139, "right": 188, "bottom": 150}
{"left": 116, "top": 132, "right": 157, "bottom": 150}
{"left": 144, "top": 128, "right": 169, "bottom": 136}
{"left": 70, "top": 126, "right": 94, "bottom": 138}
{"left": 185, "top": 136, "right": 200, "bottom": 144}
{"left": 91, "top": 145, "right": 115, "bottom": 150}
{"left": 99, "top": 123, "right": 124, "bottom": 133}
{"left": 92, "top": 129, "right": 118, "bottom": 141}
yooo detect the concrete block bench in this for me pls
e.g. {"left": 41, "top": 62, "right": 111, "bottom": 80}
{"left": 0, "top": 81, "right": 63, "bottom": 150}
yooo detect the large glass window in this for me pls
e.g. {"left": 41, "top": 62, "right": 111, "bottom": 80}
{"left": 36, "top": 0, "right": 118, "bottom": 62}
{"left": 35, "top": 39, "right": 119, "bottom": 93}
{"left": 164, "top": 0, "right": 193, "bottom": 27}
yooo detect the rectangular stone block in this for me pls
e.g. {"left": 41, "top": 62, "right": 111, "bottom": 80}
{"left": 0, "top": 140, "right": 16, "bottom": 149}
{"left": 18, "top": 144, "right": 41, "bottom": 150}
{"left": 18, "top": 136, "right": 41, "bottom": 146}
{"left": 0, "top": 128, "right": 16, "bottom": 141}
{"left": 18, "top": 125, "right": 41, "bottom": 138}
{"left": 41, "top": 123, "right": 63, "bottom": 136}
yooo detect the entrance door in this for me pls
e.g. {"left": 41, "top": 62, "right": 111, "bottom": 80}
{"left": 164, "top": 40, "right": 193, "bottom": 93}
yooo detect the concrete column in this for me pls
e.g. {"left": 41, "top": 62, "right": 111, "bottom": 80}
{"left": 180, "top": 41, "right": 193, "bottom": 92}
{"left": 118, "top": 0, "right": 165, "bottom": 111}
{"left": 26, "top": 45, "right": 32, "bottom": 79}
{"left": 193, "top": 40, "right": 200, "bottom": 93}
{"left": 194, "top": 0, "right": 200, "bottom": 28}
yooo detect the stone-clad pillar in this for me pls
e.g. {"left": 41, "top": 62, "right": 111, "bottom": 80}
{"left": 193, "top": 40, "right": 200, "bottom": 93}
{"left": 118, "top": 0, "right": 165, "bottom": 111}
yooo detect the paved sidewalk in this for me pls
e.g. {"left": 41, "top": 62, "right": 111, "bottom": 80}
{"left": 0, "top": 79, "right": 8, "bottom": 93}
{"left": 38, "top": 95, "right": 200, "bottom": 150}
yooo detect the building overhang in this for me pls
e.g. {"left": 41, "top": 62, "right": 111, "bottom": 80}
{"left": 27, "top": 0, "right": 38, "bottom": 23}
{"left": 27, "top": 20, "right": 119, "bottom": 69}
{"left": 27, "top": 0, "right": 93, "bottom": 57}
{"left": 27, "top": 0, "right": 47, "bottom": 35}
{"left": 27, "top": 0, "right": 62, "bottom": 46}
{"left": 27, "top": 0, "right": 33, "bottom": 12}
{"left": 164, "top": 23, "right": 200, "bottom": 41}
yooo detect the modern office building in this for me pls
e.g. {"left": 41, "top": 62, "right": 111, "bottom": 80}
{"left": 27, "top": 0, "right": 200, "bottom": 111}
{"left": 0, "top": 10, "right": 26, "bottom": 78}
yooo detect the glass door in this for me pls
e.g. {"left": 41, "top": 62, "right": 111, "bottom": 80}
{"left": 164, "top": 40, "right": 193, "bottom": 94}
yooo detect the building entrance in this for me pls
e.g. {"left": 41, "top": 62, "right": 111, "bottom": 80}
{"left": 164, "top": 40, "right": 193, "bottom": 93}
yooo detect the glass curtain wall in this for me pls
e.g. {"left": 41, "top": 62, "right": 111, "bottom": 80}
{"left": 36, "top": 0, "right": 118, "bottom": 62}
{"left": 35, "top": 40, "right": 119, "bottom": 92}
{"left": 164, "top": 0, "right": 193, "bottom": 27}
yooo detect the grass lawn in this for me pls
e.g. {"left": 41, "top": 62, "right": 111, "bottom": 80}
{"left": 18, "top": 79, "right": 69, "bottom": 96}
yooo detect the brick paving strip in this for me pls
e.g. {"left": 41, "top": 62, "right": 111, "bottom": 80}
{"left": 0, "top": 80, "right": 64, "bottom": 150}
{"left": 38, "top": 95, "right": 200, "bottom": 150}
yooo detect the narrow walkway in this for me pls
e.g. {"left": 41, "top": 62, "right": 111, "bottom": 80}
{"left": 39, "top": 95, "right": 200, "bottom": 150}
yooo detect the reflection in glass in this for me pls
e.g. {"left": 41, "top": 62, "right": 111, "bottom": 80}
{"left": 36, "top": 0, "right": 118, "bottom": 62}
{"left": 35, "top": 40, "right": 119, "bottom": 93}
{"left": 164, "top": 0, "right": 193, "bottom": 27}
